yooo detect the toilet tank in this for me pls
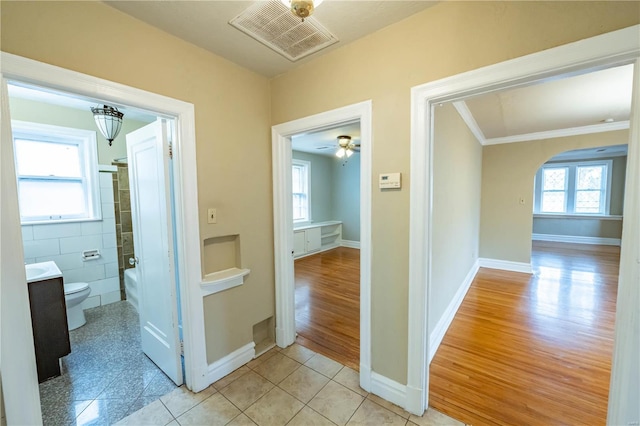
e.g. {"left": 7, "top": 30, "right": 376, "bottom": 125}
{"left": 124, "top": 268, "right": 139, "bottom": 313}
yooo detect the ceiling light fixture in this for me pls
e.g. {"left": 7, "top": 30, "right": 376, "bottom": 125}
{"left": 336, "top": 135, "right": 355, "bottom": 159}
{"left": 281, "top": 0, "right": 324, "bottom": 21}
{"left": 90, "top": 105, "right": 124, "bottom": 146}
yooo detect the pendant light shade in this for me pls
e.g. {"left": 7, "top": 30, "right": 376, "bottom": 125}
{"left": 91, "top": 105, "right": 124, "bottom": 146}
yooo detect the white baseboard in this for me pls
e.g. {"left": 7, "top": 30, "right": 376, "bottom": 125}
{"left": 370, "top": 372, "right": 407, "bottom": 411}
{"left": 341, "top": 240, "right": 361, "bottom": 249}
{"left": 532, "top": 233, "right": 621, "bottom": 246}
{"left": 429, "top": 259, "right": 479, "bottom": 363}
{"left": 205, "top": 342, "right": 255, "bottom": 386}
{"left": 479, "top": 258, "right": 532, "bottom": 274}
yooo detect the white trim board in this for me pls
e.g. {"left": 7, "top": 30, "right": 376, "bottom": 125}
{"left": 408, "top": 25, "right": 640, "bottom": 417}
{"left": 532, "top": 233, "right": 621, "bottom": 246}
{"left": 1, "top": 52, "right": 206, "bottom": 424}
{"left": 271, "top": 100, "right": 373, "bottom": 393}
{"left": 428, "top": 260, "right": 479, "bottom": 363}
{"left": 341, "top": 240, "right": 361, "bottom": 249}
{"left": 370, "top": 372, "right": 407, "bottom": 411}
{"left": 205, "top": 342, "right": 255, "bottom": 385}
{"left": 478, "top": 258, "right": 533, "bottom": 274}
{"left": 453, "top": 101, "right": 630, "bottom": 146}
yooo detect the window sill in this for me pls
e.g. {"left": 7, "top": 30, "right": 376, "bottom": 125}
{"left": 533, "top": 214, "right": 622, "bottom": 221}
{"left": 21, "top": 217, "right": 104, "bottom": 226}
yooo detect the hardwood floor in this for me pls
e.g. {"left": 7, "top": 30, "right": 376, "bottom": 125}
{"left": 294, "top": 247, "right": 360, "bottom": 370}
{"left": 429, "top": 241, "right": 620, "bottom": 425}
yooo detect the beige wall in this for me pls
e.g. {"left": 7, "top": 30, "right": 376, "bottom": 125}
{"left": 270, "top": 2, "right": 638, "bottom": 382}
{"left": 431, "top": 104, "right": 482, "bottom": 333}
{"left": 480, "top": 130, "right": 629, "bottom": 263}
{"left": 2, "top": 0, "right": 638, "bottom": 386}
{"left": 8, "top": 98, "right": 150, "bottom": 165}
{"left": 1, "top": 1, "right": 273, "bottom": 364}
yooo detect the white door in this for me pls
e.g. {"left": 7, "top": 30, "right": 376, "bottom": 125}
{"left": 127, "top": 120, "right": 183, "bottom": 385}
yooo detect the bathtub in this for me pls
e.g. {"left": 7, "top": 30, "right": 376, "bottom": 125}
{"left": 124, "top": 268, "right": 139, "bottom": 313}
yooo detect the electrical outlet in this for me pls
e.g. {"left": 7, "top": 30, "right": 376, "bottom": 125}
{"left": 207, "top": 208, "right": 217, "bottom": 224}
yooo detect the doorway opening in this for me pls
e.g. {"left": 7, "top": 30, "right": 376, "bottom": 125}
{"left": 7, "top": 82, "right": 182, "bottom": 424}
{"left": 1, "top": 52, "right": 203, "bottom": 425}
{"left": 408, "top": 25, "right": 638, "bottom": 422}
{"left": 272, "top": 100, "right": 373, "bottom": 392}
{"left": 290, "top": 121, "right": 362, "bottom": 370}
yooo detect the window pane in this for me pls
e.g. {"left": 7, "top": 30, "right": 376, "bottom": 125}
{"left": 543, "top": 168, "right": 566, "bottom": 190}
{"left": 576, "top": 190, "right": 602, "bottom": 213}
{"left": 15, "top": 139, "right": 82, "bottom": 177}
{"left": 18, "top": 180, "right": 86, "bottom": 219}
{"left": 542, "top": 192, "right": 565, "bottom": 213}
{"left": 293, "top": 194, "right": 306, "bottom": 221}
{"left": 577, "top": 165, "right": 604, "bottom": 190}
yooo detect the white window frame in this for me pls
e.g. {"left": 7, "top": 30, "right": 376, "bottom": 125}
{"left": 534, "top": 159, "right": 613, "bottom": 216}
{"left": 11, "top": 120, "right": 101, "bottom": 224}
{"left": 292, "top": 159, "right": 311, "bottom": 224}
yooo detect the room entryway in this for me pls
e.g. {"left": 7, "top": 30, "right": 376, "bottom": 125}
{"left": 429, "top": 240, "right": 619, "bottom": 424}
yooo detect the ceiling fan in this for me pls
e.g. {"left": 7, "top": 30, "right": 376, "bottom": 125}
{"left": 336, "top": 135, "right": 360, "bottom": 158}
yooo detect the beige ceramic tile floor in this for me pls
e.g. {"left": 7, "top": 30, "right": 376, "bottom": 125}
{"left": 116, "top": 344, "right": 464, "bottom": 426}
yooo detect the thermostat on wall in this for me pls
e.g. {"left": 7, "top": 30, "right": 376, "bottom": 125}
{"left": 379, "top": 172, "right": 401, "bottom": 189}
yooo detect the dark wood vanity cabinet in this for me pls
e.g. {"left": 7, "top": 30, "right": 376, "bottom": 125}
{"left": 27, "top": 277, "right": 71, "bottom": 383}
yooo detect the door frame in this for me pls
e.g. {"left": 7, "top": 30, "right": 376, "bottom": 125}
{"left": 407, "top": 24, "right": 640, "bottom": 418}
{"left": 272, "top": 101, "right": 373, "bottom": 390}
{"left": 0, "top": 52, "right": 207, "bottom": 422}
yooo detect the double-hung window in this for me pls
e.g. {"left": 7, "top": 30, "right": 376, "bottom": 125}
{"left": 292, "top": 159, "right": 311, "bottom": 223}
{"left": 534, "top": 160, "right": 612, "bottom": 216}
{"left": 12, "top": 121, "right": 101, "bottom": 224}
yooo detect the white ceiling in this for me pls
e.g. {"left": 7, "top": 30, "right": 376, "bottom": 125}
{"left": 457, "top": 63, "right": 634, "bottom": 145}
{"left": 292, "top": 121, "right": 360, "bottom": 156}
{"left": 104, "top": 1, "right": 438, "bottom": 78}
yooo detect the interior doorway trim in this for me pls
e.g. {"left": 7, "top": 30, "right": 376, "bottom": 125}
{"left": 407, "top": 25, "right": 640, "bottom": 417}
{"left": 1, "top": 52, "right": 206, "bottom": 422}
{"left": 272, "top": 100, "right": 372, "bottom": 389}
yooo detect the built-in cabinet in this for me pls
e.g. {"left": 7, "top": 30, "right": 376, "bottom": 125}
{"left": 294, "top": 221, "right": 342, "bottom": 259}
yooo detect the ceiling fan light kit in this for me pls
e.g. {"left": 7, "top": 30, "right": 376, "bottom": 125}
{"left": 282, "top": 0, "right": 324, "bottom": 21}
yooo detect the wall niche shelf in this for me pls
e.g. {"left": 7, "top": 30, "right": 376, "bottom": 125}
{"left": 200, "top": 267, "right": 250, "bottom": 296}
{"left": 201, "top": 234, "right": 248, "bottom": 296}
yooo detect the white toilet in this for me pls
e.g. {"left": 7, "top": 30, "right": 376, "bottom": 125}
{"left": 64, "top": 282, "right": 91, "bottom": 330}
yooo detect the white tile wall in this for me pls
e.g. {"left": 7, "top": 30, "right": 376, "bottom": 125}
{"left": 23, "top": 171, "right": 121, "bottom": 308}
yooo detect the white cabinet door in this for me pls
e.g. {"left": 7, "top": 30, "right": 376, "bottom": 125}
{"left": 293, "top": 230, "right": 306, "bottom": 257}
{"left": 306, "top": 227, "right": 322, "bottom": 253}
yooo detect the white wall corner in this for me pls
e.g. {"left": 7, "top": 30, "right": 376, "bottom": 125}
{"left": 341, "top": 240, "right": 361, "bottom": 249}
{"left": 369, "top": 372, "right": 408, "bottom": 411}
{"left": 359, "top": 363, "right": 372, "bottom": 392}
{"left": 429, "top": 259, "right": 479, "bottom": 363}
{"left": 532, "top": 233, "right": 621, "bottom": 246}
{"left": 405, "top": 385, "right": 426, "bottom": 416}
{"left": 478, "top": 258, "right": 532, "bottom": 274}
{"left": 204, "top": 342, "right": 255, "bottom": 387}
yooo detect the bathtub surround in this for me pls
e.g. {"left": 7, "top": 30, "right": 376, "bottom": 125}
{"left": 113, "top": 162, "right": 135, "bottom": 300}
{"left": 22, "top": 171, "right": 120, "bottom": 308}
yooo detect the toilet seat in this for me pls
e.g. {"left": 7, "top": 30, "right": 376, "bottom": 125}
{"left": 64, "top": 282, "right": 89, "bottom": 295}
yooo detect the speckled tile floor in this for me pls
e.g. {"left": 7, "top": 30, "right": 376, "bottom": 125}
{"left": 39, "top": 301, "right": 177, "bottom": 426}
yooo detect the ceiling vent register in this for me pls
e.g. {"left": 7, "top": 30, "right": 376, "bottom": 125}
{"left": 229, "top": 0, "right": 338, "bottom": 62}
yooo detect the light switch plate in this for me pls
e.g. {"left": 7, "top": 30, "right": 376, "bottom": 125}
{"left": 207, "top": 208, "right": 217, "bottom": 224}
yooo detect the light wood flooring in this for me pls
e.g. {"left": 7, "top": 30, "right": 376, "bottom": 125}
{"left": 294, "top": 247, "right": 360, "bottom": 371}
{"left": 429, "top": 241, "right": 620, "bottom": 425}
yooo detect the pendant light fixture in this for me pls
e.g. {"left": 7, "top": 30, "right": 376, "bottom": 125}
{"left": 90, "top": 105, "right": 124, "bottom": 146}
{"left": 281, "top": 0, "right": 324, "bottom": 21}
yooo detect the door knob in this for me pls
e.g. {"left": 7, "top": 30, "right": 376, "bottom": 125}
{"left": 129, "top": 257, "right": 139, "bottom": 265}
